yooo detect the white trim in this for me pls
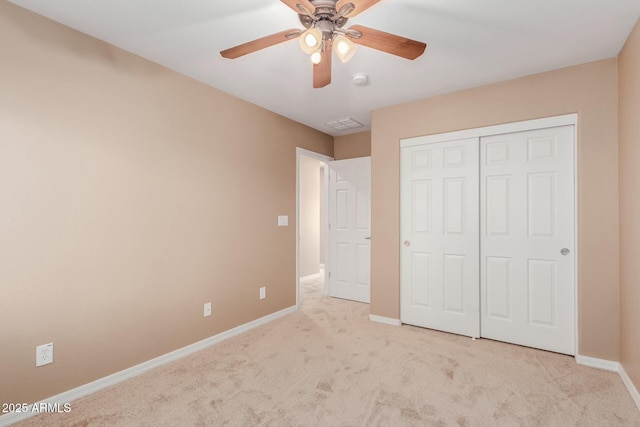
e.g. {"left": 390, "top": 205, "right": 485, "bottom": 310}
{"left": 575, "top": 354, "right": 619, "bottom": 372}
{"left": 295, "top": 148, "right": 334, "bottom": 308}
{"left": 572, "top": 119, "right": 580, "bottom": 357}
{"left": 400, "top": 114, "right": 578, "bottom": 148}
{"left": 370, "top": 314, "right": 402, "bottom": 326}
{"left": 299, "top": 272, "right": 324, "bottom": 282}
{"left": 322, "top": 164, "right": 330, "bottom": 297}
{"left": 0, "top": 305, "right": 297, "bottom": 427}
{"left": 620, "top": 365, "right": 640, "bottom": 410}
{"left": 575, "top": 356, "right": 640, "bottom": 411}
{"left": 296, "top": 147, "right": 334, "bottom": 162}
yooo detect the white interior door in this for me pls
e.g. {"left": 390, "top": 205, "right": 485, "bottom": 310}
{"left": 328, "top": 157, "right": 371, "bottom": 303}
{"left": 400, "top": 138, "right": 480, "bottom": 337}
{"left": 480, "top": 125, "right": 575, "bottom": 354}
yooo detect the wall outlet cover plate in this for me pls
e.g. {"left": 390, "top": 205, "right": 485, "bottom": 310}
{"left": 36, "top": 343, "right": 53, "bottom": 367}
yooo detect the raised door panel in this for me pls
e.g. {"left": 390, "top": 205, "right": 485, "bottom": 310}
{"left": 527, "top": 259, "right": 557, "bottom": 327}
{"left": 485, "top": 175, "right": 510, "bottom": 236}
{"left": 443, "top": 254, "right": 465, "bottom": 314}
{"left": 444, "top": 178, "right": 466, "bottom": 235}
{"left": 485, "top": 256, "right": 511, "bottom": 320}
{"left": 412, "top": 180, "right": 432, "bottom": 234}
{"left": 336, "top": 190, "right": 349, "bottom": 230}
{"left": 527, "top": 172, "right": 556, "bottom": 238}
{"left": 411, "top": 252, "right": 431, "bottom": 308}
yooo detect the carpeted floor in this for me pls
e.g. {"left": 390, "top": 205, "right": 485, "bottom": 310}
{"left": 18, "top": 276, "right": 640, "bottom": 426}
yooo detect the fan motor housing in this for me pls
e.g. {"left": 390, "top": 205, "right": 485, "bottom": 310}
{"left": 299, "top": 0, "right": 349, "bottom": 29}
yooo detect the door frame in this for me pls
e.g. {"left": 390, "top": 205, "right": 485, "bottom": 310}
{"left": 296, "top": 147, "right": 333, "bottom": 309}
{"left": 400, "top": 113, "right": 579, "bottom": 355}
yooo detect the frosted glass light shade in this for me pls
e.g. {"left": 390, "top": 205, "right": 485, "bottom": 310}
{"left": 333, "top": 35, "right": 357, "bottom": 63}
{"left": 299, "top": 28, "right": 323, "bottom": 54}
{"left": 310, "top": 51, "right": 322, "bottom": 64}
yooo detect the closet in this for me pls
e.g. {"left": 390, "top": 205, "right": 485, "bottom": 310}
{"left": 400, "top": 116, "right": 576, "bottom": 355}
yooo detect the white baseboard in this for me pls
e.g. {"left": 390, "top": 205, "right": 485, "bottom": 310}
{"left": 300, "top": 272, "right": 324, "bottom": 282}
{"left": 575, "top": 354, "right": 640, "bottom": 412}
{"left": 575, "top": 354, "right": 620, "bottom": 372}
{"left": 369, "top": 314, "right": 402, "bottom": 326}
{"left": 0, "top": 305, "right": 297, "bottom": 427}
{"left": 619, "top": 365, "right": 640, "bottom": 411}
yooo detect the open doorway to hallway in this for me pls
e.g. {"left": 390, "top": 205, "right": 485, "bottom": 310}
{"left": 299, "top": 156, "right": 326, "bottom": 293}
{"left": 296, "top": 148, "right": 332, "bottom": 307}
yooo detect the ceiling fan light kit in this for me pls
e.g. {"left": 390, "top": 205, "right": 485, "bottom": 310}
{"left": 311, "top": 50, "right": 323, "bottom": 64}
{"left": 220, "top": 0, "right": 427, "bottom": 88}
{"left": 333, "top": 35, "right": 358, "bottom": 63}
{"left": 299, "top": 27, "right": 323, "bottom": 53}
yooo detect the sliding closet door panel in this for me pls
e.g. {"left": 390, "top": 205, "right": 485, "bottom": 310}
{"left": 401, "top": 138, "right": 480, "bottom": 338}
{"left": 480, "top": 125, "right": 575, "bottom": 355}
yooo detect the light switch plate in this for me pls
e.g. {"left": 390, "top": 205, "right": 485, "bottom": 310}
{"left": 278, "top": 215, "right": 288, "bottom": 226}
{"left": 204, "top": 302, "right": 212, "bottom": 317}
{"left": 260, "top": 286, "right": 266, "bottom": 300}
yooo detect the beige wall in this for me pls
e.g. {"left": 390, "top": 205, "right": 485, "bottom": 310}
{"left": 618, "top": 18, "right": 640, "bottom": 391}
{"left": 0, "top": 2, "right": 333, "bottom": 405}
{"left": 299, "top": 156, "right": 321, "bottom": 277}
{"left": 334, "top": 131, "right": 371, "bottom": 160}
{"left": 371, "top": 59, "right": 620, "bottom": 360}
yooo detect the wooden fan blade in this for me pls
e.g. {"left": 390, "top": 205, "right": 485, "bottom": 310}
{"left": 220, "top": 29, "right": 300, "bottom": 59}
{"left": 336, "top": 0, "right": 382, "bottom": 17}
{"left": 280, "top": 0, "right": 316, "bottom": 15}
{"left": 349, "top": 25, "right": 426, "bottom": 60}
{"left": 313, "top": 44, "right": 332, "bottom": 88}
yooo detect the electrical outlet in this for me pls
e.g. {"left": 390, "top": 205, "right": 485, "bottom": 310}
{"left": 36, "top": 343, "right": 53, "bottom": 367}
{"left": 259, "top": 286, "right": 266, "bottom": 300}
{"left": 204, "top": 302, "right": 212, "bottom": 317}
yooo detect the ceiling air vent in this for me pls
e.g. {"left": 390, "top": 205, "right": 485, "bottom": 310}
{"left": 325, "top": 117, "right": 363, "bottom": 131}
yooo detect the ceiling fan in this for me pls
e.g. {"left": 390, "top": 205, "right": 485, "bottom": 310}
{"left": 220, "top": 0, "right": 427, "bottom": 88}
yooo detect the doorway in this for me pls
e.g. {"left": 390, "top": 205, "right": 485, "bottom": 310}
{"left": 296, "top": 148, "right": 332, "bottom": 307}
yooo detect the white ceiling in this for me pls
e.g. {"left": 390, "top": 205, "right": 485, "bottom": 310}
{"left": 9, "top": 0, "right": 640, "bottom": 136}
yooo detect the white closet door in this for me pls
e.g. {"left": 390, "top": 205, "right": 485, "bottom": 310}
{"left": 328, "top": 157, "right": 371, "bottom": 303}
{"left": 480, "top": 126, "right": 575, "bottom": 355}
{"left": 401, "top": 138, "right": 480, "bottom": 337}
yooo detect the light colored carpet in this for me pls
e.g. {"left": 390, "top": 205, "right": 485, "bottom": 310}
{"left": 18, "top": 277, "right": 640, "bottom": 426}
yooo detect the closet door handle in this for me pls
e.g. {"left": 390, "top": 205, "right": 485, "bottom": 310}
{"left": 365, "top": 236, "right": 372, "bottom": 240}
{"left": 561, "top": 248, "right": 570, "bottom": 256}
{"left": 403, "top": 240, "right": 411, "bottom": 247}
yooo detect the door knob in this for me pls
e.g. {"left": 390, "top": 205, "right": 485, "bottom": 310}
{"left": 404, "top": 240, "right": 411, "bottom": 247}
{"left": 561, "top": 248, "right": 570, "bottom": 256}
{"left": 365, "top": 236, "right": 372, "bottom": 240}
